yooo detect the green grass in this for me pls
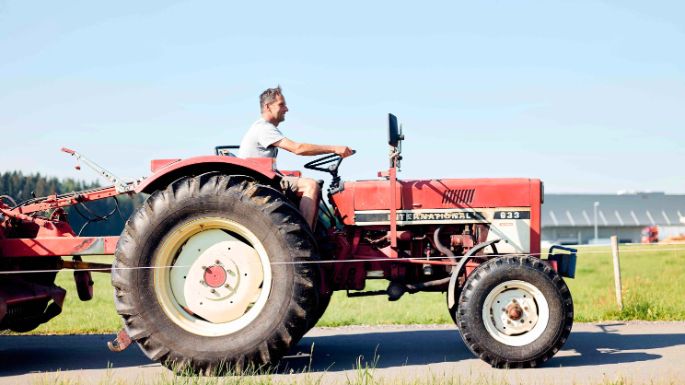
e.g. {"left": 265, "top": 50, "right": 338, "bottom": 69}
{"left": 567, "top": 244, "right": 685, "bottom": 322}
{"left": 26, "top": 365, "right": 682, "bottom": 385}
{"left": 23, "top": 244, "right": 685, "bottom": 334}
{"left": 27, "top": 354, "right": 682, "bottom": 385}
{"left": 30, "top": 256, "right": 120, "bottom": 335}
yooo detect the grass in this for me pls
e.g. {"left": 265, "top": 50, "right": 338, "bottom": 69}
{"left": 22, "top": 244, "right": 685, "bottom": 335}
{"left": 567, "top": 244, "right": 685, "bottom": 322}
{"left": 25, "top": 352, "right": 683, "bottom": 385}
{"left": 25, "top": 363, "right": 683, "bottom": 385}
{"left": 29, "top": 256, "right": 120, "bottom": 335}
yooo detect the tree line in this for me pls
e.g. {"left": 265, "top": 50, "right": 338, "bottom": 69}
{"left": 0, "top": 171, "right": 143, "bottom": 236}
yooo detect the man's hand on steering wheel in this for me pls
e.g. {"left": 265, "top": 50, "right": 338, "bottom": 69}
{"left": 304, "top": 148, "right": 356, "bottom": 174}
{"left": 334, "top": 146, "right": 354, "bottom": 158}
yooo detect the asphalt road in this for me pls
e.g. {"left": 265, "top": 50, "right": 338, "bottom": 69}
{"left": 1, "top": 322, "right": 684, "bottom": 384}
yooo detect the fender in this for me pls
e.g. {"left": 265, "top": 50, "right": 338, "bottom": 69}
{"left": 135, "top": 156, "right": 279, "bottom": 194}
{"left": 447, "top": 238, "right": 501, "bottom": 310}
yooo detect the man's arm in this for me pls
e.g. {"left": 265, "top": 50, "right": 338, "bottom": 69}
{"left": 274, "top": 138, "right": 353, "bottom": 157}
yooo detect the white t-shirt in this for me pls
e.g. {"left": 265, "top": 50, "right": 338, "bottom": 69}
{"left": 238, "top": 118, "right": 285, "bottom": 159}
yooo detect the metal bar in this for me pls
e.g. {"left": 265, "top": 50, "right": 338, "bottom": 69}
{"left": 60, "top": 260, "right": 112, "bottom": 272}
{"left": 389, "top": 166, "right": 398, "bottom": 259}
{"left": 13, "top": 185, "right": 124, "bottom": 214}
{"left": 61, "top": 147, "right": 134, "bottom": 193}
{"left": 0, "top": 207, "right": 52, "bottom": 227}
{"left": 346, "top": 290, "right": 387, "bottom": 298}
{"left": 0, "top": 236, "right": 119, "bottom": 257}
{"left": 405, "top": 259, "right": 454, "bottom": 266}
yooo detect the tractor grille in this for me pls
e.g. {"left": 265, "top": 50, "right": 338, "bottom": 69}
{"left": 442, "top": 189, "right": 475, "bottom": 205}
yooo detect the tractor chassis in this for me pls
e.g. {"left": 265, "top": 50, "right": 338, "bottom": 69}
{"left": 0, "top": 115, "right": 579, "bottom": 371}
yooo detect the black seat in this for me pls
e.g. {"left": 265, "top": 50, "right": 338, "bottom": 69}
{"left": 215, "top": 145, "right": 240, "bottom": 157}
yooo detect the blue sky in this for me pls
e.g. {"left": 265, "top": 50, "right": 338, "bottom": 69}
{"left": 1, "top": 1, "right": 683, "bottom": 193}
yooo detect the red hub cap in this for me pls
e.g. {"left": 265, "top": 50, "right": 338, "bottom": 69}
{"left": 204, "top": 265, "right": 227, "bottom": 288}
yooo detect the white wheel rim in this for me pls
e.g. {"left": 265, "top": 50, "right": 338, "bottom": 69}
{"left": 153, "top": 217, "right": 273, "bottom": 337}
{"left": 482, "top": 280, "right": 549, "bottom": 346}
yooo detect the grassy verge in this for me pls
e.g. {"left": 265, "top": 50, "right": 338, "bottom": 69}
{"left": 27, "top": 365, "right": 680, "bottom": 385}
{"left": 29, "top": 256, "right": 120, "bottom": 335}
{"left": 25, "top": 244, "right": 685, "bottom": 334}
{"left": 565, "top": 243, "right": 685, "bottom": 321}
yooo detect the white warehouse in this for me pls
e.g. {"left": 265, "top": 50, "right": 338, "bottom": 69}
{"left": 541, "top": 192, "right": 685, "bottom": 245}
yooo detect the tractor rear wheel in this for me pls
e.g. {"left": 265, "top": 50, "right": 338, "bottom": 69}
{"left": 456, "top": 255, "right": 573, "bottom": 368}
{"left": 112, "top": 173, "right": 320, "bottom": 374}
{"left": 307, "top": 288, "right": 332, "bottom": 329}
{"left": 302, "top": 212, "right": 335, "bottom": 331}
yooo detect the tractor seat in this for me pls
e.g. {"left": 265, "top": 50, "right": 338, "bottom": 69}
{"left": 215, "top": 145, "right": 239, "bottom": 157}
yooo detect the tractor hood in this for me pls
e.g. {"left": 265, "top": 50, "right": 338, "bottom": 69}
{"left": 330, "top": 178, "right": 543, "bottom": 226}
{"left": 329, "top": 177, "right": 543, "bottom": 255}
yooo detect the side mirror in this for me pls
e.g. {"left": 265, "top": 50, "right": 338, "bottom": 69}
{"left": 388, "top": 113, "right": 404, "bottom": 147}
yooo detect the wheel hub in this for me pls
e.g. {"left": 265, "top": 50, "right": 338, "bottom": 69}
{"left": 169, "top": 229, "right": 264, "bottom": 324}
{"left": 506, "top": 302, "right": 523, "bottom": 320}
{"left": 481, "top": 280, "right": 549, "bottom": 346}
{"left": 203, "top": 265, "right": 227, "bottom": 288}
{"left": 490, "top": 288, "right": 539, "bottom": 335}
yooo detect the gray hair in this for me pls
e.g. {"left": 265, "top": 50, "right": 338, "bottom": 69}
{"left": 259, "top": 86, "right": 282, "bottom": 111}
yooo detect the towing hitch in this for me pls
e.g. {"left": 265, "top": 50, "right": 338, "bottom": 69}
{"left": 107, "top": 328, "right": 132, "bottom": 352}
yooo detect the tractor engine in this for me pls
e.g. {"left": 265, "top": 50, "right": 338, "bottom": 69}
{"left": 327, "top": 177, "right": 543, "bottom": 291}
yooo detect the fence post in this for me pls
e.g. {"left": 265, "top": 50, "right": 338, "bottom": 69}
{"left": 610, "top": 235, "right": 623, "bottom": 310}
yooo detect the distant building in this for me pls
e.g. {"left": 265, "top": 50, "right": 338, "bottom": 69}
{"left": 541, "top": 192, "right": 685, "bottom": 245}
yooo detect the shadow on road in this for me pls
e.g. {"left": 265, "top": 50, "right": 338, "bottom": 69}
{"left": 287, "top": 329, "right": 469, "bottom": 372}
{"left": 1, "top": 324, "right": 683, "bottom": 376}
{"left": 0, "top": 334, "right": 151, "bottom": 376}
{"left": 287, "top": 325, "right": 684, "bottom": 372}
{"left": 552, "top": 323, "right": 677, "bottom": 367}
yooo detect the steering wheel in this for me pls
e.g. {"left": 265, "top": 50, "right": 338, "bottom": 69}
{"left": 304, "top": 150, "right": 356, "bottom": 174}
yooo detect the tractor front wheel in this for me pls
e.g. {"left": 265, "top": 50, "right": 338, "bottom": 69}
{"left": 456, "top": 255, "right": 573, "bottom": 368}
{"left": 112, "top": 173, "right": 320, "bottom": 374}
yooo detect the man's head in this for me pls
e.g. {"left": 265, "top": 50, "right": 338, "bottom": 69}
{"left": 260, "top": 86, "right": 288, "bottom": 125}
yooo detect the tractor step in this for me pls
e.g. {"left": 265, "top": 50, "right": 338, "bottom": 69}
{"left": 346, "top": 290, "right": 387, "bottom": 298}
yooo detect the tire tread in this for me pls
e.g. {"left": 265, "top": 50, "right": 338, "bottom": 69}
{"left": 112, "top": 173, "right": 319, "bottom": 374}
{"left": 456, "top": 255, "right": 573, "bottom": 368}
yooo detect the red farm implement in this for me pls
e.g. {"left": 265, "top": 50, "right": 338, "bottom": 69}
{"left": 0, "top": 114, "right": 577, "bottom": 373}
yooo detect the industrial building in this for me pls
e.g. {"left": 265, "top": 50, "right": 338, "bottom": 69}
{"left": 541, "top": 192, "right": 685, "bottom": 245}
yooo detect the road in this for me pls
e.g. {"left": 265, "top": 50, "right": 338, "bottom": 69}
{"left": 1, "top": 322, "right": 684, "bottom": 384}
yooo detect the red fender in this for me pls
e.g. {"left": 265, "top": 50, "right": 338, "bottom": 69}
{"left": 135, "top": 156, "right": 279, "bottom": 194}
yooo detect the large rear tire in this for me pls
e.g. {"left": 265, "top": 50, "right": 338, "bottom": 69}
{"left": 112, "top": 173, "right": 320, "bottom": 374}
{"left": 307, "top": 288, "right": 332, "bottom": 329}
{"left": 456, "top": 255, "right": 573, "bottom": 368}
{"left": 303, "top": 219, "right": 334, "bottom": 330}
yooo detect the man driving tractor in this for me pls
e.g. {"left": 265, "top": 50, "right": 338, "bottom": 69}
{"left": 238, "top": 86, "right": 354, "bottom": 228}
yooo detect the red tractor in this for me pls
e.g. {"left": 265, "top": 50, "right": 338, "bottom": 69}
{"left": 0, "top": 114, "right": 576, "bottom": 372}
{"left": 641, "top": 226, "right": 659, "bottom": 243}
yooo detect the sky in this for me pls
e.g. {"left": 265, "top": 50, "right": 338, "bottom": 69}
{"left": 1, "top": 1, "right": 683, "bottom": 194}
